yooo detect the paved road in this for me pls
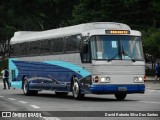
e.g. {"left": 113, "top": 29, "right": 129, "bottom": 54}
{"left": 0, "top": 82, "right": 160, "bottom": 120}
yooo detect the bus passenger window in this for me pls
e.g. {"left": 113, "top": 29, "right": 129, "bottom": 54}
{"left": 10, "top": 44, "right": 20, "bottom": 57}
{"left": 29, "top": 41, "right": 41, "bottom": 55}
{"left": 19, "top": 42, "right": 29, "bottom": 56}
{"left": 52, "top": 38, "right": 64, "bottom": 53}
{"left": 41, "top": 40, "right": 52, "bottom": 54}
{"left": 66, "top": 35, "right": 81, "bottom": 52}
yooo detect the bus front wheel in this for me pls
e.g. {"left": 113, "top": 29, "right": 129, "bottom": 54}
{"left": 115, "top": 93, "right": 127, "bottom": 100}
{"left": 72, "top": 77, "right": 84, "bottom": 100}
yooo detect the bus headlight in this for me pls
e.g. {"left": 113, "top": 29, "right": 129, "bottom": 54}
{"left": 100, "top": 77, "right": 110, "bottom": 83}
{"left": 134, "top": 76, "right": 143, "bottom": 83}
{"left": 100, "top": 77, "right": 106, "bottom": 82}
{"left": 93, "top": 76, "right": 111, "bottom": 83}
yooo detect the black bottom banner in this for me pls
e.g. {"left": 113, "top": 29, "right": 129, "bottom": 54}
{"left": 0, "top": 111, "right": 160, "bottom": 118}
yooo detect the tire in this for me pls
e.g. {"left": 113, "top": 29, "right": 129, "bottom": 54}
{"left": 23, "top": 79, "right": 38, "bottom": 96}
{"left": 23, "top": 79, "right": 30, "bottom": 95}
{"left": 115, "top": 93, "right": 127, "bottom": 100}
{"left": 72, "top": 77, "right": 84, "bottom": 100}
{"left": 55, "top": 92, "right": 68, "bottom": 96}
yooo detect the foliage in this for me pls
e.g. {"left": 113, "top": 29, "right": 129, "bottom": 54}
{"left": 143, "top": 28, "right": 160, "bottom": 60}
{"left": 70, "top": 0, "right": 159, "bottom": 29}
{"left": 0, "top": 0, "right": 76, "bottom": 41}
{"left": 0, "top": 0, "right": 160, "bottom": 62}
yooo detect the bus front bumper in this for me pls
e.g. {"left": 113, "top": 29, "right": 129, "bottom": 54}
{"left": 90, "top": 84, "right": 145, "bottom": 94}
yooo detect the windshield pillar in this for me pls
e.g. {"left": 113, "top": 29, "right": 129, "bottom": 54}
{"left": 80, "top": 37, "right": 91, "bottom": 63}
{"left": 118, "top": 37, "right": 122, "bottom": 60}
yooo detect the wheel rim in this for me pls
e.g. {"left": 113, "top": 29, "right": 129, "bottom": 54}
{"left": 73, "top": 81, "right": 79, "bottom": 98}
{"left": 23, "top": 80, "right": 28, "bottom": 94}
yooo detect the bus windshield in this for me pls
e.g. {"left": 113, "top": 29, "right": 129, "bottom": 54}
{"left": 90, "top": 35, "right": 144, "bottom": 61}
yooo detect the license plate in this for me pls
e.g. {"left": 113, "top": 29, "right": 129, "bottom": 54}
{"left": 118, "top": 87, "right": 127, "bottom": 91}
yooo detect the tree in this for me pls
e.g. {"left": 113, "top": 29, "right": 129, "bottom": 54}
{"left": 143, "top": 28, "right": 160, "bottom": 68}
{"left": 0, "top": 0, "right": 76, "bottom": 60}
{"left": 0, "top": 0, "right": 160, "bottom": 62}
{"left": 70, "top": 0, "right": 160, "bottom": 29}
{"left": 152, "top": 0, "right": 160, "bottom": 28}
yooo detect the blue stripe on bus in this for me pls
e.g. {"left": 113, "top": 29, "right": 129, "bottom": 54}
{"left": 44, "top": 61, "right": 91, "bottom": 77}
{"left": 11, "top": 60, "right": 91, "bottom": 83}
{"left": 90, "top": 84, "right": 145, "bottom": 94}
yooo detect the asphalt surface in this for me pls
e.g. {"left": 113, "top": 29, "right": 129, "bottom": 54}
{"left": 0, "top": 81, "right": 160, "bottom": 120}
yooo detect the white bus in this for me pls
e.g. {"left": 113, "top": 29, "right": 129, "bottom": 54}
{"left": 9, "top": 22, "right": 145, "bottom": 100}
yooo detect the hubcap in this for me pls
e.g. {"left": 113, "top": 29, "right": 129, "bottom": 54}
{"left": 23, "top": 81, "right": 28, "bottom": 94}
{"left": 73, "top": 82, "right": 79, "bottom": 97}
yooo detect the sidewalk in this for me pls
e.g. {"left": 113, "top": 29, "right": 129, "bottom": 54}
{"left": 145, "top": 81, "right": 160, "bottom": 90}
{"left": 146, "top": 76, "right": 156, "bottom": 81}
{"left": 145, "top": 76, "right": 160, "bottom": 90}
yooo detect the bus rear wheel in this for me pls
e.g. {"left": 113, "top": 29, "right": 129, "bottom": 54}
{"left": 115, "top": 93, "right": 127, "bottom": 100}
{"left": 72, "top": 77, "right": 84, "bottom": 100}
{"left": 23, "top": 79, "right": 38, "bottom": 96}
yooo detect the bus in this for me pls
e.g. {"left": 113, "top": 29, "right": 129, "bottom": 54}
{"left": 9, "top": 22, "right": 145, "bottom": 100}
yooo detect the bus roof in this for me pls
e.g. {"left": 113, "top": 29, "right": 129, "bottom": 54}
{"left": 10, "top": 22, "right": 131, "bottom": 44}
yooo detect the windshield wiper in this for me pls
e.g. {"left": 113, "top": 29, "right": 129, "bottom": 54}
{"left": 121, "top": 46, "right": 136, "bottom": 62}
{"left": 108, "top": 46, "right": 136, "bottom": 62}
{"left": 108, "top": 53, "right": 119, "bottom": 62}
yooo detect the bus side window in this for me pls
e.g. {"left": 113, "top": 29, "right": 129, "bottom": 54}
{"left": 81, "top": 39, "right": 91, "bottom": 63}
{"left": 41, "top": 39, "right": 52, "bottom": 54}
{"left": 19, "top": 42, "right": 29, "bottom": 56}
{"left": 65, "top": 35, "right": 81, "bottom": 52}
{"left": 52, "top": 38, "right": 64, "bottom": 53}
{"left": 10, "top": 44, "right": 20, "bottom": 57}
{"left": 29, "top": 41, "right": 41, "bottom": 55}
